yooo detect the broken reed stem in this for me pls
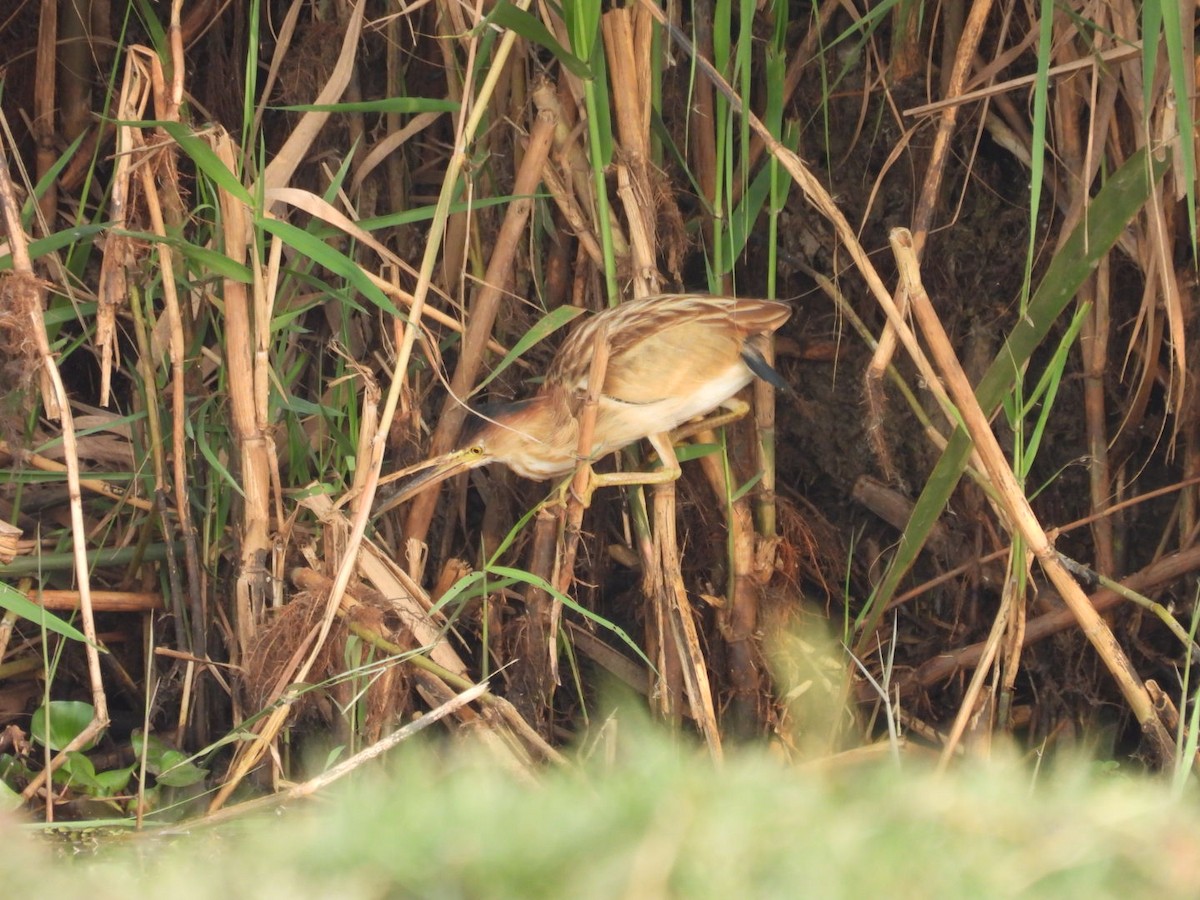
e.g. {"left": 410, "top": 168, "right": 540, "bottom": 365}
{"left": 887, "top": 542, "right": 1200, "bottom": 698}
{"left": 646, "top": 442, "right": 724, "bottom": 763}
{"left": 0, "top": 439, "right": 155, "bottom": 511}
{"left": 865, "top": 0, "right": 995, "bottom": 469}
{"left": 695, "top": 431, "right": 764, "bottom": 736}
{"left": 889, "top": 227, "right": 1175, "bottom": 765}
{"left": 0, "top": 138, "right": 111, "bottom": 806}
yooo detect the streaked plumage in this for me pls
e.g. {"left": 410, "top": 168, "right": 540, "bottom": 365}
{"left": 376, "top": 294, "right": 791, "bottom": 511}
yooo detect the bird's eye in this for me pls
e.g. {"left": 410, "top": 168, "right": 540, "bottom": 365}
{"left": 468, "top": 445, "right": 484, "bottom": 457}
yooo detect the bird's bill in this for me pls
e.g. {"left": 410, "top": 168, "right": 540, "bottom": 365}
{"left": 373, "top": 449, "right": 482, "bottom": 517}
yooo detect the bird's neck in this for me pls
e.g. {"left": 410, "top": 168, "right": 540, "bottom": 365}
{"left": 498, "top": 387, "right": 582, "bottom": 480}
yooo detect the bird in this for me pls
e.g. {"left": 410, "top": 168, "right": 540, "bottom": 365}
{"left": 374, "top": 294, "right": 791, "bottom": 514}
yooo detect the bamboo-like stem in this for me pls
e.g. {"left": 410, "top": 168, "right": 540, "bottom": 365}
{"left": 22, "top": 589, "right": 164, "bottom": 611}
{"left": 217, "top": 133, "right": 271, "bottom": 660}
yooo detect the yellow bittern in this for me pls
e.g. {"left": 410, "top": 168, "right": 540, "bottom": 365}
{"left": 375, "top": 294, "right": 791, "bottom": 514}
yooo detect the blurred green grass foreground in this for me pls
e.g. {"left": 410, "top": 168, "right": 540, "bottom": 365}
{"left": 5, "top": 726, "right": 1200, "bottom": 899}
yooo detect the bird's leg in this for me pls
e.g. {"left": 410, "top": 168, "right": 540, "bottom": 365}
{"left": 557, "top": 398, "right": 750, "bottom": 506}
{"left": 569, "top": 432, "right": 683, "bottom": 502}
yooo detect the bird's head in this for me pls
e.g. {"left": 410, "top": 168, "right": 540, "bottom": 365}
{"left": 373, "top": 395, "right": 576, "bottom": 516}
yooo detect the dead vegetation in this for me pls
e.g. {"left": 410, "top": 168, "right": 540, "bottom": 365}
{"left": 0, "top": 0, "right": 1198, "bottom": 821}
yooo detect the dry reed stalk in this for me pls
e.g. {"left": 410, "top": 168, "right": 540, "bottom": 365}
{"left": 0, "top": 146, "right": 111, "bottom": 807}
{"left": 643, "top": 451, "right": 724, "bottom": 762}
{"left": 94, "top": 49, "right": 141, "bottom": 408}
{"left": 0, "top": 440, "right": 155, "bottom": 511}
{"left": 215, "top": 132, "right": 272, "bottom": 661}
{"left": 401, "top": 109, "right": 558, "bottom": 546}
{"left": 903, "top": 42, "right": 1143, "bottom": 119}
{"left": 25, "top": 589, "right": 163, "bottom": 611}
{"left": 936, "top": 557, "right": 1020, "bottom": 766}
{"left": 695, "top": 437, "right": 771, "bottom": 734}
{"left": 530, "top": 83, "right": 607, "bottom": 269}
{"left": 891, "top": 542, "right": 1200, "bottom": 697}
{"left": 604, "top": 12, "right": 659, "bottom": 292}
{"left": 518, "top": 507, "right": 560, "bottom": 733}
{"left": 864, "top": 0, "right": 995, "bottom": 469}
{"left": 889, "top": 228, "right": 1175, "bottom": 765}
{"left": 557, "top": 321, "right": 610, "bottom": 588}
{"left": 32, "top": 0, "right": 57, "bottom": 228}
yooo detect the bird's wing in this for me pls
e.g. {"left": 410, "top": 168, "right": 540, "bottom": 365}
{"left": 548, "top": 296, "right": 791, "bottom": 405}
{"left": 600, "top": 315, "right": 746, "bottom": 404}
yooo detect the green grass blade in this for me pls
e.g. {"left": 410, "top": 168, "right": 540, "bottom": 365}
{"left": 484, "top": 2, "right": 591, "bottom": 78}
{"left": 473, "top": 305, "right": 584, "bottom": 393}
{"left": 0, "top": 582, "right": 100, "bottom": 648}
